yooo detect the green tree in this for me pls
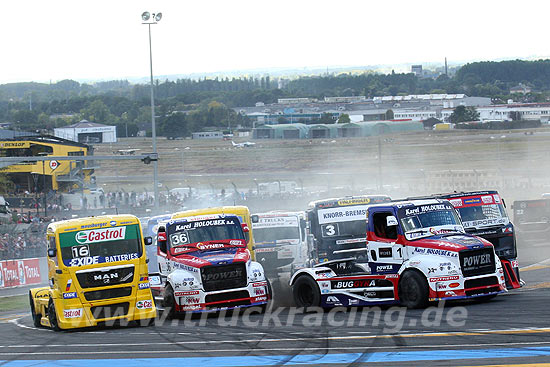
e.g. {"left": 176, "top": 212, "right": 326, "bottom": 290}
{"left": 337, "top": 114, "right": 350, "bottom": 124}
{"left": 159, "top": 112, "right": 188, "bottom": 138}
{"left": 0, "top": 173, "right": 14, "bottom": 194}
{"left": 80, "top": 99, "right": 112, "bottom": 123}
{"left": 449, "top": 105, "right": 480, "bottom": 123}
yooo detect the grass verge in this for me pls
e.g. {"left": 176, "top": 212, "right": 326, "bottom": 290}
{"left": 0, "top": 295, "right": 28, "bottom": 312}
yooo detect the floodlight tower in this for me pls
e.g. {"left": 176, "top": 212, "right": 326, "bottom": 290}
{"left": 142, "top": 11, "right": 162, "bottom": 211}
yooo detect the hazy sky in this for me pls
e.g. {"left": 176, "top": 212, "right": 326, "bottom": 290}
{"left": 2, "top": 0, "right": 548, "bottom": 84}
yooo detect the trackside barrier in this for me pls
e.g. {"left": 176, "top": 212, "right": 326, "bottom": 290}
{"left": 0, "top": 257, "right": 42, "bottom": 289}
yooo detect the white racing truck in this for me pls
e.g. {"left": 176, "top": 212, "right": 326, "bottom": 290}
{"left": 251, "top": 211, "right": 308, "bottom": 279}
{"left": 150, "top": 213, "right": 270, "bottom": 316}
{"left": 291, "top": 199, "right": 507, "bottom": 309}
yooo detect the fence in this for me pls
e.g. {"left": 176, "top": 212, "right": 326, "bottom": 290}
{"left": 0, "top": 223, "right": 47, "bottom": 261}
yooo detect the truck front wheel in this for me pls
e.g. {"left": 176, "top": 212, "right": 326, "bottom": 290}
{"left": 29, "top": 292, "right": 41, "bottom": 328}
{"left": 162, "top": 284, "right": 177, "bottom": 319}
{"left": 398, "top": 271, "right": 429, "bottom": 309}
{"left": 48, "top": 299, "right": 61, "bottom": 331}
{"left": 292, "top": 275, "right": 320, "bottom": 308}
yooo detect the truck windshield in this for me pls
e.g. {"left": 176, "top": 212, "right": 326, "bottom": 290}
{"left": 458, "top": 204, "right": 507, "bottom": 222}
{"left": 254, "top": 227, "right": 300, "bottom": 243}
{"left": 167, "top": 218, "right": 245, "bottom": 248}
{"left": 400, "top": 209, "right": 462, "bottom": 236}
{"left": 59, "top": 224, "right": 143, "bottom": 267}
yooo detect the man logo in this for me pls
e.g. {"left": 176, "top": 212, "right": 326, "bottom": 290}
{"left": 94, "top": 272, "right": 119, "bottom": 284}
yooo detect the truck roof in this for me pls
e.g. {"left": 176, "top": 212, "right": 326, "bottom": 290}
{"left": 368, "top": 198, "right": 449, "bottom": 209}
{"left": 47, "top": 214, "right": 139, "bottom": 234}
{"left": 406, "top": 191, "right": 499, "bottom": 201}
{"left": 308, "top": 195, "right": 391, "bottom": 209}
{"left": 171, "top": 206, "right": 250, "bottom": 220}
{"left": 253, "top": 210, "right": 305, "bottom": 218}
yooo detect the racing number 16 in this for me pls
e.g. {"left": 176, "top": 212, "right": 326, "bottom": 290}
{"left": 71, "top": 245, "right": 89, "bottom": 258}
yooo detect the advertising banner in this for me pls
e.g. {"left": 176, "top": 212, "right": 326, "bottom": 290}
{"left": 0, "top": 258, "right": 41, "bottom": 289}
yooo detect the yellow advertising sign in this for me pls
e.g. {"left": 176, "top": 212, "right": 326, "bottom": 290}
{"left": 0, "top": 141, "right": 30, "bottom": 148}
{"left": 337, "top": 198, "right": 371, "bottom": 206}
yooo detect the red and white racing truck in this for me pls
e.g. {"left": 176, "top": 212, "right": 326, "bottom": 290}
{"left": 150, "top": 213, "right": 270, "bottom": 316}
{"left": 291, "top": 199, "right": 506, "bottom": 309}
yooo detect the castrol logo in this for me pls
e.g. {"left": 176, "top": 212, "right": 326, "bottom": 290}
{"left": 76, "top": 227, "right": 126, "bottom": 244}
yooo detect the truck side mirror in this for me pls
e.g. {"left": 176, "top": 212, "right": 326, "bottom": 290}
{"left": 157, "top": 229, "right": 167, "bottom": 254}
{"left": 386, "top": 215, "right": 398, "bottom": 226}
{"left": 251, "top": 215, "right": 259, "bottom": 223}
{"left": 47, "top": 248, "right": 57, "bottom": 258}
{"left": 144, "top": 236, "right": 153, "bottom": 246}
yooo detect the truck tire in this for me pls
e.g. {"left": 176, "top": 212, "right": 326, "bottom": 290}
{"left": 29, "top": 292, "right": 41, "bottom": 328}
{"left": 48, "top": 298, "right": 61, "bottom": 331}
{"left": 260, "top": 279, "right": 273, "bottom": 313}
{"left": 162, "top": 284, "right": 177, "bottom": 319}
{"left": 398, "top": 270, "right": 429, "bottom": 309}
{"left": 292, "top": 275, "right": 320, "bottom": 308}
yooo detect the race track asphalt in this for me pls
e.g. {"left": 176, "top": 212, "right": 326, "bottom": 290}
{"left": 1, "top": 235, "right": 549, "bottom": 367}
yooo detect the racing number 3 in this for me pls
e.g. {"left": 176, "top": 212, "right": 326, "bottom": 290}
{"left": 322, "top": 224, "right": 338, "bottom": 237}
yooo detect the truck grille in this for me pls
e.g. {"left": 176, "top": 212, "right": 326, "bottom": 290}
{"left": 90, "top": 302, "right": 129, "bottom": 320}
{"left": 201, "top": 263, "right": 247, "bottom": 292}
{"left": 84, "top": 287, "right": 133, "bottom": 301}
{"left": 205, "top": 290, "right": 250, "bottom": 305}
{"left": 459, "top": 248, "right": 495, "bottom": 277}
{"left": 76, "top": 266, "right": 135, "bottom": 289}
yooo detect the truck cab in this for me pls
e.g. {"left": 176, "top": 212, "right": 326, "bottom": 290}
{"left": 411, "top": 191, "right": 520, "bottom": 289}
{"left": 290, "top": 199, "right": 506, "bottom": 309}
{"left": 305, "top": 195, "right": 391, "bottom": 263}
{"left": 366, "top": 199, "right": 506, "bottom": 305}
{"left": 151, "top": 210, "right": 269, "bottom": 315}
{"left": 251, "top": 211, "right": 308, "bottom": 278}
{"left": 29, "top": 215, "right": 156, "bottom": 330}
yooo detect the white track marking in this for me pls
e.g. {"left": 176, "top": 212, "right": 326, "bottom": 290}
{"left": 1, "top": 341, "right": 550, "bottom": 357}
{"left": 3, "top": 327, "right": 550, "bottom": 349}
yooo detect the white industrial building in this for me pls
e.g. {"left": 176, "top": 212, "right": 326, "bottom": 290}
{"left": 53, "top": 120, "right": 117, "bottom": 144}
{"left": 394, "top": 110, "right": 438, "bottom": 121}
{"left": 441, "top": 103, "right": 550, "bottom": 123}
{"left": 373, "top": 94, "right": 491, "bottom": 108}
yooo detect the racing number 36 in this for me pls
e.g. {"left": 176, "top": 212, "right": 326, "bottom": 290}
{"left": 170, "top": 232, "right": 189, "bottom": 245}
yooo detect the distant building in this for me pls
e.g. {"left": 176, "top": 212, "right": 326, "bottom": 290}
{"left": 324, "top": 96, "right": 367, "bottom": 103}
{"left": 394, "top": 110, "right": 437, "bottom": 121}
{"left": 441, "top": 103, "right": 550, "bottom": 122}
{"left": 411, "top": 65, "right": 423, "bottom": 76}
{"left": 0, "top": 135, "right": 95, "bottom": 192}
{"left": 509, "top": 83, "right": 532, "bottom": 95}
{"left": 277, "top": 98, "right": 316, "bottom": 104}
{"left": 54, "top": 120, "right": 117, "bottom": 144}
{"left": 191, "top": 131, "right": 223, "bottom": 139}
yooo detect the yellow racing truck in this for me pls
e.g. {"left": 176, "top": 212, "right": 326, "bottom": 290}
{"left": 29, "top": 215, "right": 157, "bottom": 331}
